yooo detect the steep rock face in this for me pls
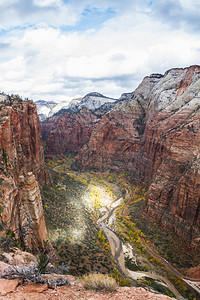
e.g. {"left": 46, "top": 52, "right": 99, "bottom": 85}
{"left": 0, "top": 98, "right": 48, "bottom": 250}
{"left": 42, "top": 107, "right": 100, "bottom": 154}
{"left": 144, "top": 66, "right": 200, "bottom": 245}
{"left": 0, "top": 100, "right": 48, "bottom": 183}
{"left": 78, "top": 66, "right": 200, "bottom": 245}
{"left": 78, "top": 74, "right": 162, "bottom": 171}
{"left": 18, "top": 173, "right": 47, "bottom": 249}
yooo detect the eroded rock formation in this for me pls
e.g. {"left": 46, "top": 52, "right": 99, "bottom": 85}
{"left": 42, "top": 107, "right": 100, "bottom": 154}
{"left": 18, "top": 172, "right": 47, "bottom": 249}
{"left": 77, "top": 66, "right": 200, "bottom": 246}
{"left": 0, "top": 97, "right": 48, "bottom": 250}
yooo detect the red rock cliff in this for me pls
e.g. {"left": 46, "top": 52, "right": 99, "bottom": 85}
{"left": 42, "top": 107, "right": 99, "bottom": 154}
{"left": 144, "top": 66, "right": 200, "bottom": 247}
{"left": 77, "top": 66, "right": 200, "bottom": 246}
{"left": 0, "top": 97, "right": 48, "bottom": 250}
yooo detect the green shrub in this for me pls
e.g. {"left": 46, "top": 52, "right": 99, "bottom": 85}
{"left": 36, "top": 252, "right": 49, "bottom": 274}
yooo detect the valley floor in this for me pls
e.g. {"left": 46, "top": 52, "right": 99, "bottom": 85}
{"left": 41, "top": 154, "right": 200, "bottom": 299}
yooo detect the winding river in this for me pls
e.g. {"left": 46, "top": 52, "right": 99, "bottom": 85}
{"left": 64, "top": 169, "right": 199, "bottom": 298}
{"left": 97, "top": 190, "right": 183, "bottom": 299}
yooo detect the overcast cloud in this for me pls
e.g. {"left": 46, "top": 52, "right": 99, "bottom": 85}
{"left": 0, "top": 0, "right": 200, "bottom": 102}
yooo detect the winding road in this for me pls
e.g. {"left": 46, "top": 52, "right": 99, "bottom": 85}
{"left": 63, "top": 169, "right": 200, "bottom": 298}
{"left": 97, "top": 194, "right": 184, "bottom": 299}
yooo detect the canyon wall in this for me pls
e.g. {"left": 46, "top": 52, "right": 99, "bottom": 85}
{"left": 144, "top": 66, "right": 200, "bottom": 246}
{"left": 77, "top": 66, "right": 200, "bottom": 247}
{"left": 42, "top": 107, "right": 100, "bottom": 154}
{"left": 0, "top": 97, "right": 48, "bottom": 250}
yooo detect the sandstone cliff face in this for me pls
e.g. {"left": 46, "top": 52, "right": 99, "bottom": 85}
{"left": 144, "top": 66, "right": 200, "bottom": 246}
{"left": 78, "top": 73, "right": 162, "bottom": 171}
{"left": 0, "top": 100, "right": 48, "bottom": 183}
{"left": 77, "top": 66, "right": 200, "bottom": 246}
{"left": 42, "top": 107, "right": 100, "bottom": 154}
{"left": 18, "top": 172, "right": 47, "bottom": 249}
{"left": 0, "top": 98, "right": 48, "bottom": 250}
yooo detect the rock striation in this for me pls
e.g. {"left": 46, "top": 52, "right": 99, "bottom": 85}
{"left": 78, "top": 73, "right": 162, "bottom": 171}
{"left": 40, "top": 93, "right": 119, "bottom": 155}
{"left": 42, "top": 107, "right": 100, "bottom": 154}
{"left": 77, "top": 66, "right": 200, "bottom": 246}
{"left": 18, "top": 172, "right": 47, "bottom": 249}
{"left": 0, "top": 96, "right": 48, "bottom": 250}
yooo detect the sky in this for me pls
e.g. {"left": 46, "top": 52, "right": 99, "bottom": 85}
{"left": 0, "top": 0, "right": 200, "bottom": 102}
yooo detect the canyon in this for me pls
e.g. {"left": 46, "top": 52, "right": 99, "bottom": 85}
{"left": 41, "top": 92, "right": 118, "bottom": 154}
{"left": 77, "top": 66, "right": 200, "bottom": 248}
{"left": 0, "top": 66, "right": 200, "bottom": 298}
{"left": 42, "top": 66, "right": 200, "bottom": 250}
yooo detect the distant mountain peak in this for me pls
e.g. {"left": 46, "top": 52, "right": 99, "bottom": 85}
{"left": 35, "top": 92, "right": 118, "bottom": 120}
{"left": 84, "top": 92, "right": 104, "bottom": 97}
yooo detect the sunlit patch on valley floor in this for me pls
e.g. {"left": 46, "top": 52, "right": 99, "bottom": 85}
{"left": 41, "top": 158, "right": 120, "bottom": 276}
{"left": 41, "top": 155, "right": 200, "bottom": 298}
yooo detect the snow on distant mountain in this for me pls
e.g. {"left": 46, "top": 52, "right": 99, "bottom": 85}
{"left": 49, "top": 100, "right": 79, "bottom": 117}
{"left": 35, "top": 92, "right": 117, "bottom": 120}
{"left": 35, "top": 100, "right": 57, "bottom": 121}
{"left": 77, "top": 92, "right": 117, "bottom": 111}
{"left": 35, "top": 99, "right": 77, "bottom": 120}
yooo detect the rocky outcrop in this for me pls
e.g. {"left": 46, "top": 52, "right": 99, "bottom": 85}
{"left": 77, "top": 66, "right": 200, "bottom": 246}
{"left": 78, "top": 73, "right": 162, "bottom": 171}
{"left": 1, "top": 248, "right": 36, "bottom": 266}
{"left": 0, "top": 279, "right": 19, "bottom": 296}
{"left": 0, "top": 97, "right": 49, "bottom": 250}
{"left": 144, "top": 66, "right": 200, "bottom": 246}
{"left": 0, "top": 277, "right": 176, "bottom": 299}
{"left": 42, "top": 107, "right": 100, "bottom": 154}
{"left": 1, "top": 284, "right": 176, "bottom": 299}
{"left": 18, "top": 172, "right": 47, "bottom": 249}
{"left": 0, "top": 99, "right": 48, "bottom": 183}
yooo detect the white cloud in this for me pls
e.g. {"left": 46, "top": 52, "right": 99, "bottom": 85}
{"left": 0, "top": 0, "right": 15, "bottom": 5}
{"left": 0, "top": 0, "right": 200, "bottom": 101}
{"left": 34, "top": 0, "right": 60, "bottom": 7}
{"left": 0, "top": 0, "right": 78, "bottom": 29}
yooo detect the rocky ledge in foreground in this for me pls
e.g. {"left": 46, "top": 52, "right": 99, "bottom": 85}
{"left": 0, "top": 249, "right": 175, "bottom": 299}
{"left": 0, "top": 278, "right": 175, "bottom": 300}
